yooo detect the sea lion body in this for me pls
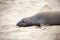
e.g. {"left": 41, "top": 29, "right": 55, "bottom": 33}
{"left": 16, "top": 12, "right": 60, "bottom": 27}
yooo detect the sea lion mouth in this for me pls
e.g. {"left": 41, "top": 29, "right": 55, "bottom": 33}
{"left": 16, "top": 23, "right": 34, "bottom": 27}
{"left": 17, "top": 25, "right": 32, "bottom": 27}
{"left": 16, "top": 24, "right": 25, "bottom": 27}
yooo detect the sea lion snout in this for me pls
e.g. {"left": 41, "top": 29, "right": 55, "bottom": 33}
{"left": 16, "top": 20, "right": 29, "bottom": 27}
{"left": 16, "top": 22, "right": 21, "bottom": 27}
{"left": 16, "top": 20, "right": 24, "bottom": 27}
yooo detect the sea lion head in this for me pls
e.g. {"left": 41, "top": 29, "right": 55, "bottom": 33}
{"left": 16, "top": 17, "right": 35, "bottom": 27}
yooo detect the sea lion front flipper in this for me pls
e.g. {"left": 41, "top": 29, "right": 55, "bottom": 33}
{"left": 39, "top": 19, "right": 47, "bottom": 30}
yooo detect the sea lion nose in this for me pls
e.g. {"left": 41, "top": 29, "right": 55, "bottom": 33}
{"left": 16, "top": 23, "right": 19, "bottom": 26}
{"left": 16, "top": 22, "right": 20, "bottom": 26}
{"left": 16, "top": 21, "right": 23, "bottom": 26}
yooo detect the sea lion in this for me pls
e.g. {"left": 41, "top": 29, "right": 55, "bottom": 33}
{"left": 16, "top": 11, "right": 60, "bottom": 27}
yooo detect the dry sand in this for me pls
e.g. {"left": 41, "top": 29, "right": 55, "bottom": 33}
{"left": 0, "top": 0, "right": 60, "bottom": 40}
{"left": 0, "top": 25, "right": 60, "bottom": 40}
